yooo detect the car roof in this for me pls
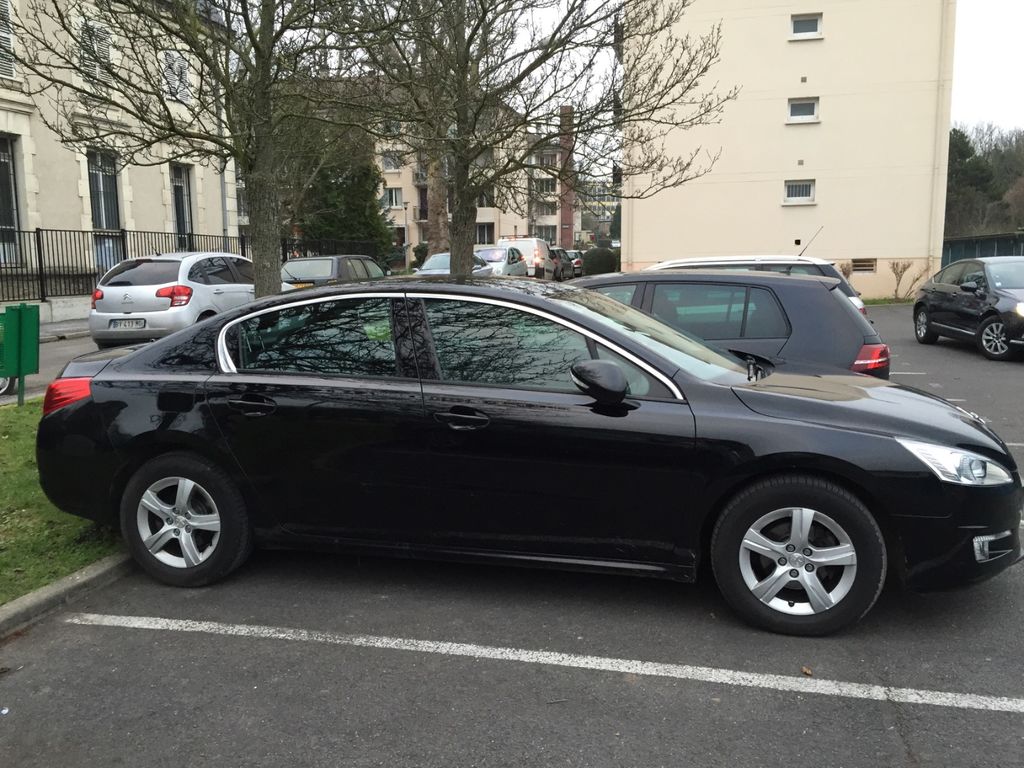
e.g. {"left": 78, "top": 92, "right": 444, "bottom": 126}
{"left": 649, "top": 255, "right": 833, "bottom": 267}
{"left": 134, "top": 251, "right": 244, "bottom": 262}
{"left": 972, "top": 257, "right": 1024, "bottom": 265}
{"left": 577, "top": 269, "right": 840, "bottom": 289}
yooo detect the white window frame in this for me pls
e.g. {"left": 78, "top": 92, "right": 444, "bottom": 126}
{"left": 787, "top": 97, "right": 819, "bottom": 124}
{"left": 0, "top": 0, "right": 15, "bottom": 80}
{"left": 790, "top": 13, "right": 823, "bottom": 40}
{"left": 783, "top": 179, "right": 816, "bottom": 205}
{"left": 161, "top": 50, "right": 191, "bottom": 104}
{"left": 385, "top": 187, "right": 403, "bottom": 208}
{"left": 381, "top": 152, "right": 402, "bottom": 172}
{"left": 80, "top": 19, "right": 112, "bottom": 87}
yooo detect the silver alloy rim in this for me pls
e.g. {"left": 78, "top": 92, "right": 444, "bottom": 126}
{"left": 0, "top": 377, "right": 9, "bottom": 393}
{"left": 136, "top": 476, "right": 221, "bottom": 569}
{"left": 738, "top": 507, "right": 858, "bottom": 616}
{"left": 982, "top": 322, "right": 1008, "bottom": 356}
{"left": 915, "top": 311, "right": 929, "bottom": 338}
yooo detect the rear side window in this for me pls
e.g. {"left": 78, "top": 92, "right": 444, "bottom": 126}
{"left": 745, "top": 288, "right": 789, "bottom": 338}
{"left": 101, "top": 260, "right": 180, "bottom": 286}
{"left": 231, "top": 298, "right": 399, "bottom": 378}
{"left": 593, "top": 284, "right": 638, "bottom": 306}
{"left": 651, "top": 284, "right": 746, "bottom": 339}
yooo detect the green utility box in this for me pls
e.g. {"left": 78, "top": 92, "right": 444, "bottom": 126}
{"left": 0, "top": 303, "right": 41, "bottom": 405}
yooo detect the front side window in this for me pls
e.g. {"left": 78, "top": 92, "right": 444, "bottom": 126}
{"left": 231, "top": 258, "right": 254, "bottom": 284}
{"left": 202, "top": 257, "right": 234, "bottom": 284}
{"left": 936, "top": 263, "right": 966, "bottom": 285}
{"left": 347, "top": 258, "right": 370, "bottom": 279}
{"left": 960, "top": 263, "right": 986, "bottom": 290}
{"left": 232, "top": 298, "right": 399, "bottom": 378}
{"left": 363, "top": 259, "right": 385, "bottom": 278}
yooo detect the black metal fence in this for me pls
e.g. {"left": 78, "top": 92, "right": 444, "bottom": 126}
{"left": 0, "top": 229, "right": 379, "bottom": 303}
{"left": 942, "top": 232, "right": 1024, "bottom": 267}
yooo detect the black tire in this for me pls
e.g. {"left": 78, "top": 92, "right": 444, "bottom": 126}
{"left": 913, "top": 306, "right": 938, "bottom": 344}
{"left": 197, "top": 311, "right": 217, "bottom": 323}
{"left": 711, "top": 475, "right": 886, "bottom": 636}
{"left": 0, "top": 377, "right": 13, "bottom": 397}
{"left": 95, "top": 340, "right": 121, "bottom": 350}
{"left": 120, "top": 452, "right": 253, "bottom": 587}
{"left": 977, "top": 315, "right": 1017, "bottom": 361}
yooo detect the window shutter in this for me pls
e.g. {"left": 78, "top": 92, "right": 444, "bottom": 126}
{"left": 80, "top": 20, "right": 112, "bottom": 86}
{"left": 162, "top": 51, "right": 191, "bottom": 104}
{"left": 0, "top": 0, "right": 14, "bottom": 80}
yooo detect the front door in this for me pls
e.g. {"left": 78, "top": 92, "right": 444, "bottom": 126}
{"left": 406, "top": 295, "right": 699, "bottom": 566}
{"left": 205, "top": 294, "right": 430, "bottom": 536}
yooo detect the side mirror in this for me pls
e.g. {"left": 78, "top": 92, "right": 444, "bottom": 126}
{"left": 570, "top": 360, "right": 628, "bottom": 406}
{"left": 960, "top": 281, "right": 978, "bottom": 293}
{"left": 412, "top": 267, "right": 420, "bottom": 273}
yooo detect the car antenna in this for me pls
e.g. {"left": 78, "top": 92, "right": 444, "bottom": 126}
{"left": 798, "top": 227, "right": 823, "bottom": 257}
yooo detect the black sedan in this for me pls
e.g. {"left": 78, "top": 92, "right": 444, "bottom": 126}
{"left": 38, "top": 279, "right": 1022, "bottom": 636}
{"left": 914, "top": 257, "right": 1024, "bottom": 360}
{"left": 576, "top": 270, "right": 890, "bottom": 378}
{"left": 281, "top": 254, "right": 386, "bottom": 289}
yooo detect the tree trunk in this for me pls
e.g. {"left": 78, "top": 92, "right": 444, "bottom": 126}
{"left": 247, "top": 127, "right": 282, "bottom": 298}
{"left": 448, "top": 158, "right": 477, "bottom": 276}
{"left": 426, "top": 156, "right": 449, "bottom": 255}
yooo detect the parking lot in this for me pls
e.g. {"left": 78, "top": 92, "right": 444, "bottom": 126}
{"left": 2, "top": 302, "right": 1024, "bottom": 767}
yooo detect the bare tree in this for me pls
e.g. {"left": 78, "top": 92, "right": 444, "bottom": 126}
{"left": 890, "top": 259, "right": 927, "bottom": 300}
{"left": 13, "top": 0, "right": 395, "bottom": 296}
{"left": 354, "top": 0, "right": 736, "bottom": 275}
{"left": 838, "top": 261, "right": 853, "bottom": 280}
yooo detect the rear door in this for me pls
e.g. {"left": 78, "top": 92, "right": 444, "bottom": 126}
{"left": 227, "top": 257, "right": 257, "bottom": 308}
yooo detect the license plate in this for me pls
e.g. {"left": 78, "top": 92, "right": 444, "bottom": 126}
{"left": 109, "top": 319, "right": 146, "bottom": 329}
{"left": 292, "top": 282, "right": 313, "bottom": 289}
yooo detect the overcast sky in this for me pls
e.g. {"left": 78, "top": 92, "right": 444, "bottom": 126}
{"left": 951, "top": 0, "right": 1023, "bottom": 130}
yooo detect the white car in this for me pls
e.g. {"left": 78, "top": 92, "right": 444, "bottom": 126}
{"left": 474, "top": 245, "right": 530, "bottom": 276}
{"left": 89, "top": 252, "right": 256, "bottom": 348}
{"left": 414, "top": 252, "right": 494, "bottom": 276}
{"left": 495, "top": 236, "right": 556, "bottom": 279}
{"left": 646, "top": 254, "right": 866, "bottom": 314}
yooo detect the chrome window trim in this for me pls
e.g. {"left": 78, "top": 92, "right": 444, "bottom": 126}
{"left": 406, "top": 291, "right": 684, "bottom": 401}
{"left": 217, "top": 289, "right": 684, "bottom": 400}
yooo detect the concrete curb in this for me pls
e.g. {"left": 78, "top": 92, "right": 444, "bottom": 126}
{"left": 39, "top": 330, "right": 91, "bottom": 344}
{"left": 0, "top": 552, "right": 134, "bottom": 640}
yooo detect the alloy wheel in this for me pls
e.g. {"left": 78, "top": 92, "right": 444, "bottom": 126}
{"left": 981, "top": 321, "right": 1009, "bottom": 356}
{"left": 136, "top": 476, "right": 222, "bottom": 568}
{"left": 738, "top": 506, "right": 858, "bottom": 616}
{"left": 915, "top": 311, "right": 929, "bottom": 339}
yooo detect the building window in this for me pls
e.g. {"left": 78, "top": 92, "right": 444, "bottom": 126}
{"left": 852, "top": 259, "right": 877, "bottom": 273}
{"left": 791, "top": 13, "right": 822, "bottom": 39}
{"left": 0, "top": 136, "right": 19, "bottom": 265}
{"left": 533, "top": 177, "right": 556, "bottom": 196}
{"left": 385, "top": 187, "right": 403, "bottom": 208}
{"left": 535, "top": 224, "right": 557, "bottom": 242}
{"left": 88, "top": 151, "right": 120, "bottom": 271}
{"left": 535, "top": 201, "right": 557, "bottom": 217}
{"left": 475, "top": 223, "right": 494, "bottom": 244}
{"left": 477, "top": 187, "right": 495, "bottom": 208}
{"left": 80, "top": 19, "right": 112, "bottom": 87}
{"left": 235, "top": 173, "right": 248, "bottom": 222}
{"left": 783, "top": 179, "right": 815, "bottom": 205}
{"left": 382, "top": 152, "right": 402, "bottom": 172}
{"left": 0, "top": 0, "right": 16, "bottom": 80}
{"left": 170, "top": 164, "right": 193, "bottom": 249}
{"left": 381, "top": 119, "right": 401, "bottom": 136}
{"left": 161, "top": 51, "right": 191, "bottom": 104}
{"left": 788, "top": 97, "right": 819, "bottom": 123}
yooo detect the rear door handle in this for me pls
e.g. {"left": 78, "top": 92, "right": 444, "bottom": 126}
{"left": 433, "top": 408, "right": 491, "bottom": 431}
{"left": 213, "top": 289, "right": 225, "bottom": 295}
{"left": 227, "top": 394, "right": 277, "bottom": 417}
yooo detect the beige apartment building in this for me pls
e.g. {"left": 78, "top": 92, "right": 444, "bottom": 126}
{"left": 622, "top": 0, "right": 956, "bottom": 299}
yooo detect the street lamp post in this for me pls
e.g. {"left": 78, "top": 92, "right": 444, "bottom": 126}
{"left": 403, "top": 201, "right": 410, "bottom": 270}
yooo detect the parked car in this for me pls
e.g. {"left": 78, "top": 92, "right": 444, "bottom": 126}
{"left": 550, "top": 247, "right": 572, "bottom": 281}
{"left": 577, "top": 270, "right": 890, "bottom": 378}
{"left": 281, "top": 254, "right": 386, "bottom": 290}
{"left": 40, "top": 279, "right": 1021, "bottom": 636}
{"left": 89, "top": 252, "right": 256, "bottom": 348}
{"left": 414, "top": 252, "right": 493, "bottom": 276}
{"left": 913, "top": 257, "right": 1024, "bottom": 361}
{"left": 474, "top": 245, "right": 530, "bottom": 277}
{"left": 565, "top": 249, "right": 584, "bottom": 278}
{"left": 495, "top": 236, "right": 555, "bottom": 279}
{"left": 647, "top": 255, "right": 866, "bottom": 315}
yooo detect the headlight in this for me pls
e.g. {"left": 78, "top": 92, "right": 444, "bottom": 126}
{"left": 1015, "top": 302, "right": 1024, "bottom": 318}
{"left": 896, "top": 438, "right": 1014, "bottom": 486}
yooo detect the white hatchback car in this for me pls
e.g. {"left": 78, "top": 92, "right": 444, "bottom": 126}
{"left": 89, "top": 252, "right": 256, "bottom": 348}
{"left": 495, "top": 236, "right": 556, "bottom": 279}
{"left": 474, "top": 245, "right": 530, "bottom": 276}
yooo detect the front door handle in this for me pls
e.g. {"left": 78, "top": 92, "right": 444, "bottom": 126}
{"left": 227, "top": 394, "right": 277, "bottom": 417}
{"left": 433, "top": 408, "right": 491, "bottom": 431}
{"left": 213, "top": 289, "right": 225, "bottom": 295}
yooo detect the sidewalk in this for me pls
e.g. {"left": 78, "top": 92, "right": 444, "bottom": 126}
{"left": 39, "top": 319, "right": 90, "bottom": 344}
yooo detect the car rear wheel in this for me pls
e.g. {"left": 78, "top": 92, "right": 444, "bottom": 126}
{"left": 977, "top": 315, "right": 1016, "bottom": 361}
{"left": 914, "top": 307, "right": 938, "bottom": 344}
{"left": 120, "top": 452, "right": 253, "bottom": 587}
{"left": 711, "top": 475, "right": 886, "bottom": 636}
{"left": 0, "top": 377, "right": 13, "bottom": 396}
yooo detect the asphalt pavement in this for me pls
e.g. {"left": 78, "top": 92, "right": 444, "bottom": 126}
{"left": 2, "top": 303, "right": 1024, "bottom": 766}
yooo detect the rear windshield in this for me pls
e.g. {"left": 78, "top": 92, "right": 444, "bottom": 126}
{"left": 422, "top": 253, "right": 451, "bottom": 270}
{"left": 101, "top": 260, "right": 180, "bottom": 286}
{"left": 282, "top": 259, "right": 334, "bottom": 280}
{"left": 477, "top": 248, "right": 507, "bottom": 263}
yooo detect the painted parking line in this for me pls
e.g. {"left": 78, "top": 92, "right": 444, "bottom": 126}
{"left": 66, "top": 612, "right": 1024, "bottom": 715}
{"left": 890, "top": 372, "right": 928, "bottom": 375}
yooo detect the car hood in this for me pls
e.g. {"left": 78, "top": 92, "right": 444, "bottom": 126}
{"left": 731, "top": 372, "right": 1010, "bottom": 457}
{"left": 996, "top": 287, "right": 1024, "bottom": 301}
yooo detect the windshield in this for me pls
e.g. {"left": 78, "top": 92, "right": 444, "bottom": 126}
{"left": 552, "top": 289, "right": 748, "bottom": 381}
{"left": 281, "top": 259, "right": 334, "bottom": 280}
{"left": 422, "top": 253, "right": 451, "bottom": 270}
{"left": 101, "top": 260, "right": 180, "bottom": 286}
{"left": 477, "top": 248, "right": 506, "bottom": 263}
{"left": 987, "top": 261, "right": 1024, "bottom": 289}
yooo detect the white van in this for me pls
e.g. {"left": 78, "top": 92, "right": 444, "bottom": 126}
{"left": 495, "top": 236, "right": 556, "bottom": 279}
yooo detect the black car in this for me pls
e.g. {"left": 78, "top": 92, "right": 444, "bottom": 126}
{"left": 550, "top": 247, "right": 572, "bottom": 282}
{"left": 280, "top": 254, "right": 387, "bottom": 289}
{"left": 38, "top": 279, "right": 1021, "bottom": 636}
{"left": 576, "top": 270, "right": 890, "bottom": 378}
{"left": 914, "top": 257, "right": 1024, "bottom": 360}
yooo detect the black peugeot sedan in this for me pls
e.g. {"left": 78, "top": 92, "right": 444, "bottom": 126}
{"left": 914, "top": 257, "right": 1024, "bottom": 360}
{"left": 280, "top": 254, "right": 387, "bottom": 289}
{"left": 37, "top": 279, "right": 1022, "bottom": 636}
{"left": 576, "top": 270, "right": 890, "bottom": 378}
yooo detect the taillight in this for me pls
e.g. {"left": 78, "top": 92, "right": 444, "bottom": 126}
{"left": 91, "top": 289, "right": 103, "bottom": 309}
{"left": 155, "top": 285, "right": 193, "bottom": 307}
{"left": 43, "top": 378, "right": 92, "bottom": 416}
{"left": 534, "top": 248, "right": 542, "bottom": 266}
{"left": 858, "top": 306, "right": 868, "bottom": 316}
{"left": 852, "top": 343, "right": 890, "bottom": 376}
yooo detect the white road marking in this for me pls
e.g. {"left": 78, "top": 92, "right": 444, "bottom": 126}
{"left": 947, "top": 399, "right": 967, "bottom": 403}
{"left": 1005, "top": 443, "right": 1024, "bottom": 447}
{"left": 890, "top": 372, "right": 928, "bottom": 375}
{"left": 66, "top": 612, "right": 1024, "bottom": 715}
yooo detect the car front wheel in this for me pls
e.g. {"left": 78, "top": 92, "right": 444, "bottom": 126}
{"left": 977, "top": 315, "right": 1016, "bottom": 361}
{"left": 711, "top": 475, "right": 886, "bottom": 636}
{"left": 0, "top": 377, "right": 13, "bottom": 396}
{"left": 914, "top": 307, "right": 938, "bottom": 344}
{"left": 120, "top": 452, "right": 253, "bottom": 587}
